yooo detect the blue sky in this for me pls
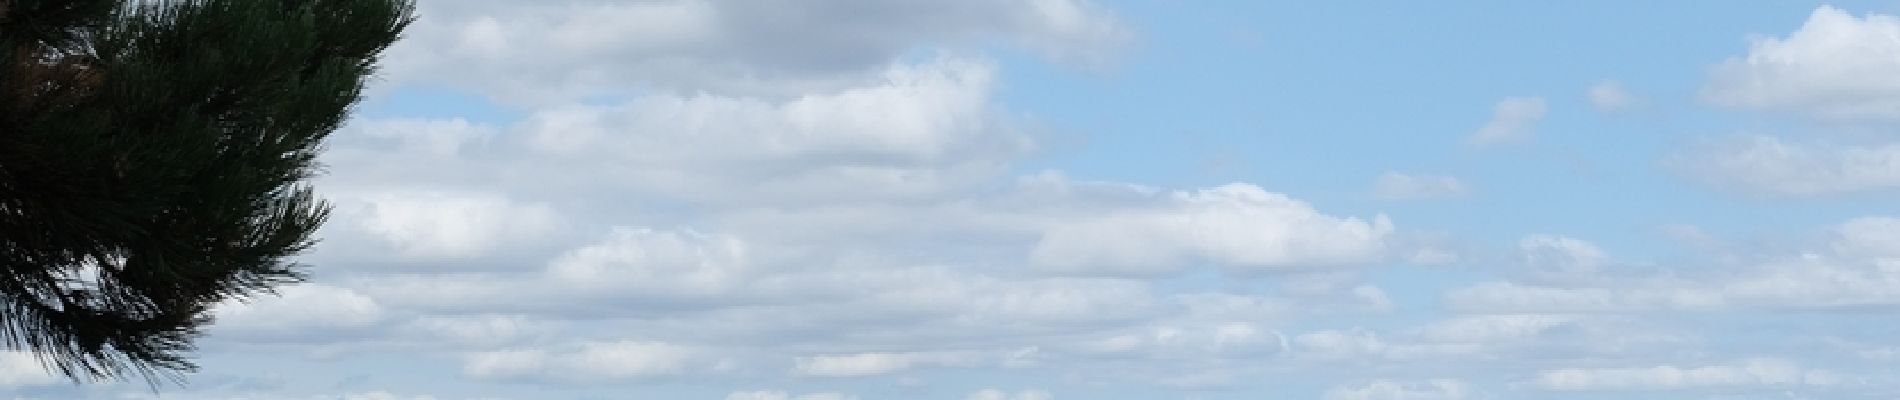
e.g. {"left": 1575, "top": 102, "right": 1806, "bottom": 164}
{"left": 14, "top": 1, "right": 1900, "bottom": 399}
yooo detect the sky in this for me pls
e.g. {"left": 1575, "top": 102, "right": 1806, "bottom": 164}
{"left": 13, "top": 0, "right": 1900, "bottom": 399}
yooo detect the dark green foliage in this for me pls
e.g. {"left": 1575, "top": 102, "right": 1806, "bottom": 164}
{"left": 0, "top": 0, "right": 412, "bottom": 384}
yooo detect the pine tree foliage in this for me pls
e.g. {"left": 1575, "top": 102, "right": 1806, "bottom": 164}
{"left": 0, "top": 0, "right": 412, "bottom": 383}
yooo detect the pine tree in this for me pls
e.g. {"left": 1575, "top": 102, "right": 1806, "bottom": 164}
{"left": 0, "top": 0, "right": 412, "bottom": 383}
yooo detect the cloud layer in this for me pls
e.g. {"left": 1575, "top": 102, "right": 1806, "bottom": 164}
{"left": 23, "top": 2, "right": 1900, "bottom": 400}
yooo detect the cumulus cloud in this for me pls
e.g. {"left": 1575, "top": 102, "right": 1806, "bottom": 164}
{"left": 1073, "top": 320, "right": 1284, "bottom": 360}
{"left": 791, "top": 351, "right": 1024, "bottom": 378}
{"left": 1444, "top": 282, "right": 1623, "bottom": 314}
{"left": 524, "top": 57, "right": 1026, "bottom": 203}
{"left": 358, "top": 224, "right": 1165, "bottom": 337}
{"left": 1587, "top": 80, "right": 1639, "bottom": 113}
{"left": 234, "top": 19, "right": 1408, "bottom": 388}
{"left": 1833, "top": 216, "right": 1900, "bottom": 258}
{"left": 138, "top": 1, "right": 1442, "bottom": 395}
{"left": 1513, "top": 234, "right": 1611, "bottom": 285}
{"left": 1325, "top": 379, "right": 1472, "bottom": 400}
{"left": 1291, "top": 329, "right": 1481, "bottom": 361}
{"left": 385, "top": 0, "right": 1128, "bottom": 102}
{"left": 793, "top": 352, "right": 927, "bottom": 377}
{"left": 1030, "top": 183, "right": 1394, "bottom": 276}
{"left": 399, "top": 315, "right": 547, "bottom": 349}
{"left": 544, "top": 227, "right": 752, "bottom": 299}
{"left": 1414, "top": 314, "right": 1575, "bottom": 344}
{"left": 521, "top": 58, "right": 1013, "bottom": 163}
{"left": 1537, "top": 358, "right": 1839, "bottom": 391}
{"left": 1667, "top": 135, "right": 1900, "bottom": 196}
{"left": 1465, "top": 97, "right": 1547, "bottom": 147}
{"left": 330, "top": 57, "right": 1032, "bottom": 209}
{"left": 354, "top": 226, "right": 758, "bottom": 314}
{"left": 1065, "top": 291, "right": 1294, "bottom": 362}
{"left": 1678, "top": 6, "right": 1900, "bottom": 198}
{"left": 333, "top": 191, "right": 564, "bottom": 262}
{"left": 1372, "top": 172, "right": 1468, "bottom": 200}
{"left": 211, "top": 285, "right": 385, "bottom": 341}
{"left": 1704, "top": 6, "right": 1900, "bottom": 120}
{"left": 1450, "top": 216, "right": 1900, "bottom": 313}
{"left": 463, "top": 341, "right": 708, "bottom": 383}
{"left": 1711, "top": 254, "right": 1900, "bottom": 308}
{"left": 114, "top": 2, "right": 1900, "bottom": 398}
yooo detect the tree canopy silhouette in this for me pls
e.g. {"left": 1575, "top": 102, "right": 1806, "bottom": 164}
{"left": 0, "top": 0, "right": 412, "bottom": 383}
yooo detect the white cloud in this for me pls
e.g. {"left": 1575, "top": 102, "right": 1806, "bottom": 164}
{"left": 967, "top": 388, "right": 1054, "bottom": 400}
{"left": 1415, "top": 314, "right": 1574, "bottom": 343}
{"left": 339, "top": 57, "right": 1031, "bottom": 207}
{"left": 521, "top": 58, "right": 1014, "bottom": 164}
{"left": 1325, "top": 379, "right": 1472, "bottom": 400}
{"left": 943, "top": 276, "right": 1161, "bottom": 324}
{"left": 1074, "top": 320, "right": 1284, "bottom": 360}
{"left": 1537, "top": 358, "right": 1839, "bottom": 391}
{"left": 1058, "top": 291, "right": 1312, "bottom": 365}
{"left": 111, "top": 2, "right": 1900, "bottom": 397}
{"left": 1291, "top": 329, "right": 1480, "bottom": 361}
{"left": 1465, "top": 97, "right": 1547, "bottom": 147}
{"left": 352, "top": 228, "right": 1169, "bottom": 366}
{"left": 1713, "top": 254, "right": 1900, "bottom": 308}
{"left": 1450, "top": 216, "right": 1900, "bottom": 313}
{"left": 1406, "top": 247, "right": 1461, "bottom": 266}
{"left": 544, "top": 227, "right": 752, "bottom": 298}
{"left": 1667, "top": 135, "right": 1900, "bottom": 196}
{"left": 1704, "top": 6, "right": 1900, "bottom": 119}
{"left": 463, "top": 341, "right": 703, "bottom": 383}
{"left": 212, "top": 285, "right": 385, "bottom": 341}
{"left": 147, "top": 2, "right": 1433, "bottom": 394}
{"left": 400, "top": 315, "right": 545, "bottom": 348}
{"left": 1821, "top": 337, "right": 1900, "bottom": 362}
{"left": 1682, "top": 6, "right": 1900, "bottom": 199}
{"left": 1232, "top": 316, "right": 1678, "bottom": 378}
{"left": 793, "top": 352, "right": 975, "bottom": 377}
{"left": 1514, "top": 235, "right": 1610, "bottom": 285}
{"left": 336, "top": 191, "right": 563, "bottom": 261}
{"left": 1716, "top": 218, "right": 1900, "bottom": 309}
{"left": 386, "top": 0, "right": 1127, "bottom": 102}
{"left": 355, "top": 226, "right": 756, "bottom": 314}
{"left": 1289, "top": 328, "right": 1377, "bottom": 358}
{"left": 1396, "top": 233, "right": 1465, "bottom": 266}
{"left": 1031, "top": 183, "right": 1394, "bottom": 276}
{"left": 361, "top": 223, "right": 1166, "bottom": 333}
{"left": 1015, "top": 0, "right": 1129, "bottom": 65}
{"left": 32, "top": 0, "right": 1596, "bottom": 397}
{"left": 0, "top": 352, "right": 56, "bottom": 388}
{"left": 793, "top": 353, "right": 915, "bottom": 377}
{"left": 1444, "top": 282, "right": 1667, "bottom": 314}
{"left": 1372, "top": 172, "right": 1468, "bottom": 200}
{"left": 1832, "top": 216, "right": 1900, "bottom": 258}
{"left": 1588, "top": 80, "right": 1639, "bottom": 113}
